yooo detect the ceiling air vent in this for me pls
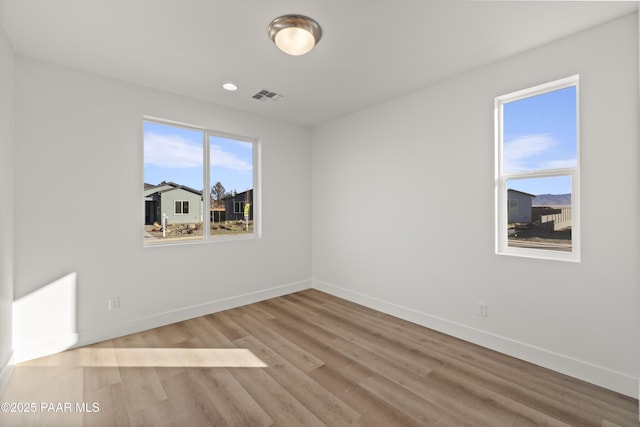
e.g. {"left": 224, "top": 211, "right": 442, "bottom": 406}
{"left": 252, "top": 89, "right": 284, "bottom": 102}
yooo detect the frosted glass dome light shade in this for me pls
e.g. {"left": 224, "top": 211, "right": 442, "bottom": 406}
{"left": 268, "top": 15, "right": 322, "bottom": 56}
{"left": 274, "top": 27, "right": 315, "bottom": 56}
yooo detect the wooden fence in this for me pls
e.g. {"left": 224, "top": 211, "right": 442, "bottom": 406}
{"left": 534, "top": 206, "right": 572, "bottom": 231}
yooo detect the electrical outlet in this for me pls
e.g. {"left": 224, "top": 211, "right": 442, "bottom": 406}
{"left": 108, "top": 297, "right": 120, "bottom": 311}
{"left": 477, "top": 302, "right": 488, "bottom": 317}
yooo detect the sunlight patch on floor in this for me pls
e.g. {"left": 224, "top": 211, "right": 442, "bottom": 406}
{"left": 23, "top": 348, "right": 268, "bottom": 368}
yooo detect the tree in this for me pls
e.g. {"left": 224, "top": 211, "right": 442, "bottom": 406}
{"left": 211, "top": 181, "right": 226, "bottom": 201}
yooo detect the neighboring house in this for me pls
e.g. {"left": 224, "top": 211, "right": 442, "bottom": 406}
{"left": 507, "top": 189, "right": 535, "bottom": 223}
{"left": 224, "top": 189, "right": 253, "bottom": 221}
{"left": 144, "top": 182, "right": 203, "bottom": 225}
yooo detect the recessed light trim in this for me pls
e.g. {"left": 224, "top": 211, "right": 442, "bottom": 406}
{"left": 222, "top": 82, "right": 238, "bottom": 91}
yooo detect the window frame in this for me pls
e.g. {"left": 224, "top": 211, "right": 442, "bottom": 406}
{"left": 174, "top": 200, "right": 189, "bottom": 215}
{"left": 143, "top": 117, "right": 261, "bottom": 246}
{"left": 495, "top": 75, "right": 580, "bottom": 262}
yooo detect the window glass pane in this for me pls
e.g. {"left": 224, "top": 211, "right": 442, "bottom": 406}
{"left": 503, "top": 86, "right": 576, "bottom": 173}
{"left": 210, "top": 135, "right": 254, "bottom": 236}
{"left": 143, "top": 121, "right": 204, "bottom": 243}
{"left": 506, "top": 176, "right": 572, "bottom": 252}
{"left": 144, "top": 120, "right": 258, "bottom": 245}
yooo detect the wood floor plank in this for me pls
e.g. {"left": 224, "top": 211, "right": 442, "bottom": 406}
{"left": 232, "top": 311, "right": 325, "bottom": 373}
{"left": 1, "top": 289, "right": 638, "bottom": 426}
{"left": 360, "top": 374, "right": 474, "bottom": 426}
{"left": 204, "top": 311, "right": 250, "bottom": 341}
{"left": 298, "top": 290, "right": 640, "bottom": 422}
{"left": 325, "top": 334, "right": 435, "bottom": 391}
{"left": 115, "top": 366, "right": 167, "bottom": 417}
{"left": 81, "top": 343, "right": 123, "bottom": 395}
{"left": 439, "top": 341, "right": 639, "bottom": 425}
{"left": 444, "top": 357, "right": 619, "bottom": 426}
{"left": 284, "top": 294, "right": 441, "bottom": 377}
{"left": 230, "top": 367, "right": 326, "bottom": 426}
{"left": 423, "top": 363, "right": 573, "bottom": 426}
{"left": 603, "top": 420, "right": 625, "bottom": 427}
{"left": 260, "top": 302, "right": 374, "bottom": 385}
{"left": 187, "top": 367, "right": 273, "bottom": 427}
{"left": 1, "top": 365, "right": 84, "bottom": 427}
{"left": 132, "top": 370, "right": 226, "bottom": 427}
{"left": 308, "top": 364, "right": 425, "bottom": 427}
{"left": 180, "top": 315, "right": 237, "bottom": 349}
{"left": 234, "top": 334, "right": 362, "bottom": 426}
{"left": 319, "top": 332, "right": 555, "bottom": 426}
{"left": 83, "top": 383, "right": 130, "bottom": 427}
{"left": 261, "top": 296, "right": 340, "bottom": 345}
{"left": 232, "top": 302, "right": 277, "bottom": 322}
{"left": 147, "top": 320, "right": 195, "bottom": 347}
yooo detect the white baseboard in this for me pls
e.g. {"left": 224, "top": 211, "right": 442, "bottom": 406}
{"left": 77, "top": 279, "right": 312, "bottom": 350}
{"left": 0, "top": 351, "right": 14, "bottom": 398}
{"left": 13, "top": 279, "right": 312, "bottom": 364}
{"left": 312, "top": 279, "right": 639, "bottom": 399}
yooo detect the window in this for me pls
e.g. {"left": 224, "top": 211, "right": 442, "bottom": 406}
{"left": 495, "top": 76, "right": 579, "bottom": 261}
{"left": 174, "top": 200, "right": 189, "bottom": 215}
{"left": 143, "top": 119, "right": 258, "bottom": 245}
{"left": 508, "top": 199, "right": 518, "bottom": 217}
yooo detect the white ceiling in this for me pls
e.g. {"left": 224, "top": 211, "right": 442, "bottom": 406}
{"left": 1, "top": 1, "right": 637, "bottom": 127}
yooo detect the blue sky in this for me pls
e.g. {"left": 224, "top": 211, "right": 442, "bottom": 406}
{"left": 144, "top": 121, "right": 253, "bottom": 195}
{"left": 507, "top": 176, "right": 572, "bottom": 198}
{"left": 503, "top": 85, "right": 576, "bottom": 195}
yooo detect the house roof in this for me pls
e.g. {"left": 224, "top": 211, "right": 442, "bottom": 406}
{"left": 507, "top": 189, "right": 536, "bottom": 198}
{"left": 145, "top": 182, "right": 203, "bottom": 197}
{"left": 223, "top": 189, "right": 253, "bottom": 201}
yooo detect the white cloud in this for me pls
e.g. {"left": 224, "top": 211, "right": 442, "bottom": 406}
{"left": 211, "top": 144, "right": 252, "bottom": 173}
{"left": 145, "top": 132, "right": 253, "bottom": 174}
{"left": 144, "top": 132, "right": 202, "bottom": 168}
{"left": 144, "top": 132, "right": 252, "bottom": 173}
{"left": 503, "top": 133, "right": 555, "bottom": 173}
{"left": 541, "top": 158, "right": 577, "bottom": 169}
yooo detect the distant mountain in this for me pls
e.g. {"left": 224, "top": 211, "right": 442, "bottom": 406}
{"left": 532, "top": 193, "right": 571, "bottom": 206}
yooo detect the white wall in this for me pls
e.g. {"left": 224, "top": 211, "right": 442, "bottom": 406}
{"left": 13, "top": 56, "right": 312, "bottom": 359}
{"left": 6, "top": 6, "right": 638, "bottom": 402}
{"left": 312, "top": 13, "right": 639, "bottom": 397}
{"left": 0, "top": 5, "right": 14, "bottom": 393}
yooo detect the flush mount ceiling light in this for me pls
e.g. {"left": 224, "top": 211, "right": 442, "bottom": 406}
{"left": 268, "top": 14, "right": 322, "bottom": 56}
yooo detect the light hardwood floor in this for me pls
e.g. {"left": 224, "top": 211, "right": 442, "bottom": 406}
{"left": 1, "top": 289, "right": 638, "bottom": 426}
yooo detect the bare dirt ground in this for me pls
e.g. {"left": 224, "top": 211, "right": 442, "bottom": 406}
{"left": 144, "top": 221, "right": 253, "bottom": 241}
{"left": 508, "top": 223, "right": 572, "bottom": 251}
